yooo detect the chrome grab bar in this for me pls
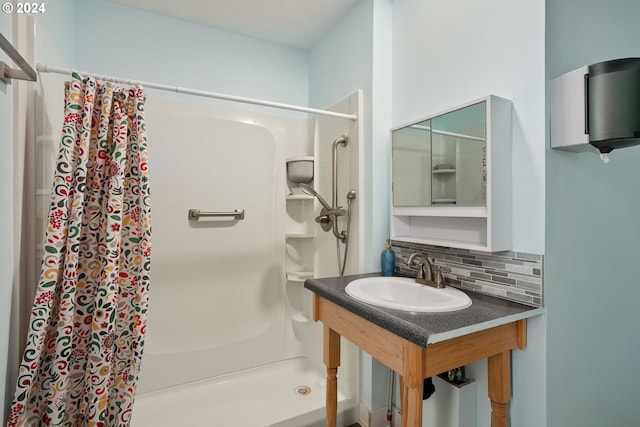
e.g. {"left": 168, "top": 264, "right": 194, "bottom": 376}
{"left": 0, "top": 32, "right": 37, "bottom": 83}
{"left": 188, "top": 209, "right": 245, "bottom": 221}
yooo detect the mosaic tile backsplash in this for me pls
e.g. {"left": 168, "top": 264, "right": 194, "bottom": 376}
{"left": 391, "top": 241, "right": 543, "bottom": 307}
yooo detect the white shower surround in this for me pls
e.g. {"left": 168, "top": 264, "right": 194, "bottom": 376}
{"left": 128, "top": 96, "right": 361, "bottom": 425}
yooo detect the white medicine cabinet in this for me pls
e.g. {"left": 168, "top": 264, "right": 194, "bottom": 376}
{"left": 390, "top": 95, "right": 512, "bottom": 252}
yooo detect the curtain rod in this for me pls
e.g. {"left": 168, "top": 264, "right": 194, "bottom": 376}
{"left": 0, "top": 32, "right": 37, "bottom": 83}
{"left": 36, "top": 64, "right": 357, "bottom": 121}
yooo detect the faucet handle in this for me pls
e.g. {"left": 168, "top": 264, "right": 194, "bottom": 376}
{"left": 432, "top": 264, "right": 450, "bottom": 287}
{"left": 431, "top": 258, "right": 450, "bottom": 273}
{"left": 433, "top": 270, "right": 444, "bottom": 286}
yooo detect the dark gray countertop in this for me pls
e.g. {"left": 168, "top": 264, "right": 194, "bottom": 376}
{"left": 304, "top": 273, "right": 544, "bottom": 347}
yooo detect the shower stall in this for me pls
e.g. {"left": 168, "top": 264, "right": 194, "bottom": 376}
{"left": 31, "top": 77, "right": 363, "bottom": 426}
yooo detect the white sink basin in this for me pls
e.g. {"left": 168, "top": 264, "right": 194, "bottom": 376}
{"left": 345, "top": 277, "right": 472, "bottom": 312}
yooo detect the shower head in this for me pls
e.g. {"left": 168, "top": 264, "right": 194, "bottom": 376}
{"left": 299, "top": 184, "right": 331, "bottom": 210}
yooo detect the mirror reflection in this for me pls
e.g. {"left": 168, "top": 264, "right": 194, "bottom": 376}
{"left": 392, "top": 101, "right": 487, "bottom": 207}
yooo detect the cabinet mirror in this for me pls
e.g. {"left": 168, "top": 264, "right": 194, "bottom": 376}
{"left": 392, "top": 101, "right": 487, "bottom": 207}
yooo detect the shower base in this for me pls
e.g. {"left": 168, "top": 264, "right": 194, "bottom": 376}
{"left": 131, "top": 357, "right": 356, "bottom": 427}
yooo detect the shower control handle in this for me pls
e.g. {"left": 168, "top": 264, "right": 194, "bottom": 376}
{"left": 315, "top": 215, "right": 331, "bottom": 224}
{"left": 324, "top": 207, "right": 346, "bottom": 217}
{"left": 316, "top": 207, "right": 334, "bottom": 232}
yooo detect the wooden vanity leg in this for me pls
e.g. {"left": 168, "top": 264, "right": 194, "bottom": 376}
{"left": 488, "top": 350, "right": 511, "bottom": 427}
{"left": 324, "top": 326, "right": 341, "bottom": 427}
{"left": 400, "top": 341, "right": 423, "bottom": 427}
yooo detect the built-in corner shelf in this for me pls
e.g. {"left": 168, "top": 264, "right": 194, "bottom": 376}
{"left": 292, "top": 312, "right": 310, "bottom": 323}
{"left": 286, "top": 271, "right": 314, "bottom": 283}
{"left": 432, "top": 168, "right": 456, "bottom": 174}
{"left": 286, "top": 233, "right": 314, "bottom": 239}
{"left": 286, "top": 194, "right": 315, "bottom": 201}
{"left": 286, "top": 155, "right": 314, "bottom": 163}
{"left": 285, "top": 152, "right": 316, "bottom": 327}
{"left": 285, "top": 155, "right": 316, "bottom": 281}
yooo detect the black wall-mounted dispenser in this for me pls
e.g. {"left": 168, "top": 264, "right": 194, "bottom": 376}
{"left": 588, "top": 58, "right": 640, "bottom": 153}
{"left": 550, "top": 57, "right": 640, "bottom": 156}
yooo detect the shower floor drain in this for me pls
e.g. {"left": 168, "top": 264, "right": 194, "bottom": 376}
{"left": 294, "top": 385, "right": 312, "bottom": 396}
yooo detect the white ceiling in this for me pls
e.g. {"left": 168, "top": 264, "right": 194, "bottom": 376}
{"left": 108, "top": 0, "right": 360, "bottom": 50}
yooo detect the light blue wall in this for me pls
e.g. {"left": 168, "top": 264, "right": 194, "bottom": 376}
{"left": 1, "top": 13, "right": 14, "bottom": 424}
{"left": 309, "top": 0, "right": 372, "bottom": 110}
{"left": 392, "top": 1, "right": 546, "bottom": 426}
{"left": 36, "top": 2, "right": 76, "bottom": 67}
{"left": 392, "top": 0, "right": 545, "bottom": 254}
{"left": 546, "top": 1, "right": 640, "bottom": 425}
{"left": 311, "top": 1, "right": 549, "bottom": 422}
{"left": 310, "top": 0, "right": 392, "bottom": 275}
{"left": 309, "top": 0, "right": 394, "bottom": 411}
{"left": 74, "top": 0, "right": 308, "bottom": 108}
{"left": 370, "top": 0, "right": 393, "bottom": 275}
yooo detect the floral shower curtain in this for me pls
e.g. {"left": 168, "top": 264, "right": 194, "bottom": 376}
{"left": 7, "top": 74, "right": 152, "bottom": 427}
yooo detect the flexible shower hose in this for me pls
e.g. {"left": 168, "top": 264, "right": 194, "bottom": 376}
{"left": 336, "top": 195, "right": 354, "bottom": 277}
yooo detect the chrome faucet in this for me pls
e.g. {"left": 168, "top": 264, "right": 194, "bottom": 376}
{"left": 406, "top": 252, "right": 444, "bottom": 288}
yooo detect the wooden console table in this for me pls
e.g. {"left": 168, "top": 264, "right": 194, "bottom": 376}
{"left": 313, "top": 295, "right": 527, "bottom": 427}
